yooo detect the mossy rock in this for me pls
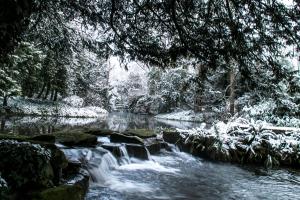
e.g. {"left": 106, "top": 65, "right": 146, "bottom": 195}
{"left": 0, "top": 140, "right": 54, "bottom": 191}
{"left": 110, "top": 133, "right": 144, "bottom": 144}
{"left": 32, "top": 185, "right": 85, "bottom": 200}
{"left": 84, "top": 128, "right": 114, "bottom": 136}
{"left": 53, "top": 132, "right": 97, "bottom": 146}
{"left": 0, "top": 133, "right": 55, "bottom": 144}
{"left": 0, "top": 176, "right": 9, "bottom": 200}
{"left": 32, "top": 168, "right": 89, "bottom": 200}
{"left": 126, "top": 144, "right": 150, "bottom": 160}
{"left": 126, "top": 129, "right": 157, "bottom": 138}
{"left": 0, "top": 133, "right": 29, "bottom": 142}
{"left": 162, "top": 131, "right": 182, "bottom": 144}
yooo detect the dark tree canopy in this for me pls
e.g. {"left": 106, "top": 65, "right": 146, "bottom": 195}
{"left": 0, "top": 0, "right": 33, "bottom": 56}
{"left": 1, "top": 0, "right": 299, "bottom": 71}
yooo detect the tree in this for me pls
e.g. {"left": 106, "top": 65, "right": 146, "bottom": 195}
{"left": 0, "top": 0, "right": 33, "bottom": 56}
{"left": 0, "top": 57, "right": 21, "bottom": 107}
{"left": 1, "top": 0, "right": 299, "bottom": 114}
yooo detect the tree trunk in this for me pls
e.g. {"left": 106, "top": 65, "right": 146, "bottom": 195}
{"left": 50, "top": 89, "right": 55, "bottom": 101}
{"left": 0, "top": 118, "right": 5, "bottom": 131}
{"left": 53, "top": 90, "right": 58, "bottom": 101}
{"left": 3, "top": 95, "right": 8, "bottom": 107}
{"left": 37, "top": 83, "right": 46, "bottom": 99}
{"left": 229, "top": 64, "right": 236, "bottom": 115}
{"left": 194, "top": 65, "right": 207, "bottom": 112}
{"left": 44, "top": 83, "right": 50, "bottom": 100}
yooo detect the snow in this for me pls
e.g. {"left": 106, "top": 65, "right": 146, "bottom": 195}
{"left": 155, "top": 110, "right": 203, "bottom": 122}
{"left": 176, "top": 117, "right": 300, "bottom": 167}
{"left": 4, "top": 97, "right": 108, "bottom": 118}
{"left": 62, "top": 95, "right": 84, "bottom": 107}
{"left": 240, "top": 98, "right": 300, "bottom": 127}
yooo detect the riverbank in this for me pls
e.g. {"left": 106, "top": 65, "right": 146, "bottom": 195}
{"left": 164, "top": 118, "right": 300, "bottom": 168}
{"left": 0, "top": 97, "right": 108, "bottom": 118}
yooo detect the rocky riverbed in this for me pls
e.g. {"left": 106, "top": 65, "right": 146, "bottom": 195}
{"left": 0, "top": 114, "right": 300, "bottom": 200}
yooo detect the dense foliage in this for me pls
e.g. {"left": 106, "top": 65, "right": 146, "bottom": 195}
{"left": 0, "top": 0, "right": 299, "bottom": 118}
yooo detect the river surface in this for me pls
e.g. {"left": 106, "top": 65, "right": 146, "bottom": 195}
{"left": 1, "top": 113, "right": 300, "bottom": 200}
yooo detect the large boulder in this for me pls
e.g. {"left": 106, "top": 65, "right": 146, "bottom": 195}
{"left": 145, "top": 138, "right": 168, "bottom": 154}
{"left": 0, "top": 176, "right": 8, "bottom": 200}
{"left": 162, "top": 131, "right": 182, "bottom": 144}
{"left": 110, "top": 133, "right": 144, "bottom": 144}
{"left": 125, "top": 129, "right": 157, "bottom": 138}
{"left": 54, "top": 132, "right": 97, "bottom": 147}
{"left": 126, "top": 144, "right": 150, "bottom": 160}
{"left": 0, "top": 140, "right": 54, "bottom": 191}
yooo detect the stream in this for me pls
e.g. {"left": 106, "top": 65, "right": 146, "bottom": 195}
{"left": 1, "top": 112, "right": 300, "bottom": 200}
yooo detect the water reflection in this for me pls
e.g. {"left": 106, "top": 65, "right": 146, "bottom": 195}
{"left": 0, "top": 112, "right": 202, "bottom": 135}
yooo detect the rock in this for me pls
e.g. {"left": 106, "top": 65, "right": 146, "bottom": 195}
{"left": 85, "top": 129, "right": 115, "bottom": 136}
{"left": 48, "top": 146, "right": 68, "bottom": 185}
{"left": 0, "top": 176, "right": 8, "bottom": 200}
{"left": 126, "top": 144, "right": 150, "bottom": 160}
{"left": 31, "top": 167, "right": 89, "bottom": 200}
{"left": 54, "top": 132, "right": 97, "bottom": 146}
{"left": 110, "top": 133, "right": 144, "bottom": 144}
{"left": 162, "top": 131, "right": 182, "bottom": 144}
{"left": 0, "top": 133, "right": 30, "bottom": 142}
{"left": 125, "top": 129, "right": 157, "bottom": 138}
{"left": 31, "top": 185, "right": 85, "bottom": 200}
{"left": 0, "top": 140, "right": 54, "bottom": 191}
{"left": 145, "top": 138, "right": 168, "bottom": 154}
{"left": 31, "top": 135, "right": 56, "bottom": 143}
{"left": 64, "top": 159, "right": 82, "bottom": 175}
{"left": 101, "top": 143, "right": 122, "bottom": 157}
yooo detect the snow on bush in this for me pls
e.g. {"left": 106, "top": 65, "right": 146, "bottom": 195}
{"left": 176, "top": 118, "right": 300, "bottom": 167}
{"left": 240, "top": 98, "right": 300, "bottom": 127}
{"left": 62, "top": 95, "right": 84, "bottom": 107}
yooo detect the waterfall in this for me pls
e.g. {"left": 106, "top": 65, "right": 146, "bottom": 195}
{"left": 145, "top": 147, "right": 152, "bottom": 161}
{"left": 119, "top": 145, "right": 131, "bottom": 165}
{"left": 88, "top": 148, "right": 119, "bottom": 184}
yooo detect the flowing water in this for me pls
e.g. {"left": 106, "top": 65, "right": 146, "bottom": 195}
{"left": 1, "top": 113, "right": 300, "bottom": 200}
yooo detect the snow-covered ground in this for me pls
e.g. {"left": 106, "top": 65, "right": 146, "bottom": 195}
{"left": 155, "top": 110, "right": 204, "bottom": 122}
{"left": 2, "top": 97, "right": 108, "bottom": 118}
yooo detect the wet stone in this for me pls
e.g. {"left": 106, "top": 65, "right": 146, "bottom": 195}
{"left": 110, "top": 133, "right": 144, "bottom": 144}
{"left": 126, "top": 144, "right": 150, "bottom": 160}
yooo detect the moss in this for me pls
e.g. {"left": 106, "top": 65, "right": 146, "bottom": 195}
{"left": 126, "top": 129, "right": 156, "bottom": 138}
{"left": 0, "top": 134, "right": 55, "bottom": 144}
{"left": 32, "top": 185, "right": 85, "bottom": 200}
{"left": 0, "top": 134, "right": 29, "bottom": 142}
{"left": 53, "top": 132, "right": 97, "bottom": 146}
{"left": 85, "top": 128, "right": 114, "bottom": 136}
{"left": 0, "top": 140, "right": 54, "bottom": 191}
{"left": 110, "top": 133, "right": 144, "bottom": 144}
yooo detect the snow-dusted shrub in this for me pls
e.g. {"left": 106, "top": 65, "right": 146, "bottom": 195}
{"left": 176, "top": 118, "right": 300, "bottom": 167}
{"left": 62, "top": 95, "right": 84, "bottom": 107}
